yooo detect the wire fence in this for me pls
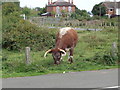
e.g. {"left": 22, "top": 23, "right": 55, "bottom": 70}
{"left": 29, "top": 17, "right": 118, "bottom": 29}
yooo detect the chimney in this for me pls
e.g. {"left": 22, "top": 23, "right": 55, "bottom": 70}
{"left": 114, "top": 0, "right": 117, "bottom": 14}
{"left": 71, "top": 0, "right": 73, "bottom": 4}
{"left": 48, "top": 0, "right": 50, "bottom": 4}
{"left": 51, "top": 0, "right": 52, "bottom": 4}
{"left": 68, "top": 0, "right": 70, "bottom": 3}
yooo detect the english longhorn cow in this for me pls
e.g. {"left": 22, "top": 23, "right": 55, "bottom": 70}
{"left": 44, "top": 27, "right": 78, "bottom": 64}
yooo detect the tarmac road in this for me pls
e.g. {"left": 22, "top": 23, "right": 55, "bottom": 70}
{"left": 2, "top": 69, "right": 119, "bottom": 88}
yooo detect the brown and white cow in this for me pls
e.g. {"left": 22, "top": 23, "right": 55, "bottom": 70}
{"left": 44, "top": 27, "right": 78, "bottom": 64}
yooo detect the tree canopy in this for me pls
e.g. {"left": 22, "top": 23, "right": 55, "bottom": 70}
{"left": 71, "top": 7, "right": 90, "bottom": 20}
{"left": 35, "top": 7, "right": 46, "bottom": 15}
{"left": 92, "top": 2, "right": 106, "bottom": 16}
{"left": 2, "top": 2, "right": 20, "bottom": 15}
{"left": 2, "top": 2, "right": 56, "bottom": 51}
{"left": 21, "top": 7, "right": 31, "bottom": 16}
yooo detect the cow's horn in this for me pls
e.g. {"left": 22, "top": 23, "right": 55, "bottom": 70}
{"left": 44, "top": 49, "right": 52, "bottom": 58}
{"left": 59, "top": 48, "right": 66, "bottom": 56}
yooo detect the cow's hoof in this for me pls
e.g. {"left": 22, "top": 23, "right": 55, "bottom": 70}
{"left": 68, "top": 58, "right": 73, "bottom": 64}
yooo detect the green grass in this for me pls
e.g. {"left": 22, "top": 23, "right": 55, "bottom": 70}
{"left": 2, "top": 26, "right": 119, "bottom": 78}
{"left": 0, "top": 5, "right": 2, "bottom": 78}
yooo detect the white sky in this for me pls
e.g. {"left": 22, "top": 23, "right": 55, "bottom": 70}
{"left": 19, "top": 0, "right": 120, "bottom": 11}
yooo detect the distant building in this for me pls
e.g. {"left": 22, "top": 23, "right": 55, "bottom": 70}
{"left": 102, "top": 1, "right": 120, "bottom": 17}
{"left": 46, "top": 0, "right": 76, "bottom": 17}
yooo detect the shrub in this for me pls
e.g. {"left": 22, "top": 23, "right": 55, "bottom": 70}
{"left": 92, "top": 51, "right": 118, "bottom": 65}
{"left": 2, "top": 2, "right": 20, "bottom": 16}
{"left": 2, "top": 2, "right": 57, "bottom": 51}
{"left": 2, "top": 19, "right": 57, "bottom": 51}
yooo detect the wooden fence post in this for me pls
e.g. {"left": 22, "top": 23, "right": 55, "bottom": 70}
{"left": 110, "top": 42, "right": 118, "bottom": 59}
{"left": 110, "top": 22, "right": 111, "bottom": 27}
{"left": 25, "top": 47, "right": 31, "bottom": 64}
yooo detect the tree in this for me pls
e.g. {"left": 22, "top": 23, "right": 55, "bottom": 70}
{"left": 61, "top": 10, "right": 68, "bottom": 17}
{"left": 21, "top": 7, "right": 31, "bottom": 16}
{"left": 35, "top": 7, "right": 41, "bottom": 11}
{"left": 39, "top": 7, "right": 46, "bottom": 14}
{"left": 92, "top": 2, "right": 106, "bottom": 16}
{"left": 71, "top": 7, "right": 90, "bottom": 20}
{"left": 2, "top": 2, "right": 20, "bottom": 15}
{"left": 51, "top": 11, "right": 56, "bottom": 17}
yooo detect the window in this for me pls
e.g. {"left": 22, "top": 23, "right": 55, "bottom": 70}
{"left": 56, "top": 6, "right": 60, "bottom": 13}
{"left": 68, "top": 6, "right": 72, "bottom": 12}
{"left": 63, "top": 6, "right": 66, "bottom": 10}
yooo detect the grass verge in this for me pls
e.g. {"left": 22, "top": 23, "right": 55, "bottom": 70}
{"left": 2, "top": 26, "right": 118, "bottom": 78}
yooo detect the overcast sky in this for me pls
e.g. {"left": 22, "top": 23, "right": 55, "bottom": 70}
{"left": 19, "top": 0, "right": 120, "bottom": 11}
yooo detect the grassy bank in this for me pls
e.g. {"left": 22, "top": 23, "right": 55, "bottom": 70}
{"left": 0, "top": 4, "right": 2, "bottom": 78}
{"left": 2, "top": 26, "right": 118, "bottom": 78}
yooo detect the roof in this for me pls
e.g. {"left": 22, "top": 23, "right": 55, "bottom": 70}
{"left": 57, "top": 0, "right": 66, "bottom": 2}
{"left": 47, "top": 0, "right": 75, "bottom": 6}
{"left": 102, "top": 1, "right": 120, "bottom": 8}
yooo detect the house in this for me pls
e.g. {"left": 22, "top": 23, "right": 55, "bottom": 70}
{"left": 102, "top": 1, "right": 120, "bottom": 17}
{"left": 46, "top": 0, "right": 76, "bottom": 17}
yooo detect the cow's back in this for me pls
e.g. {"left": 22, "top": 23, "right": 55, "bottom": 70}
{"left": 56, "top": 27, "right": 78, "bottom": 49}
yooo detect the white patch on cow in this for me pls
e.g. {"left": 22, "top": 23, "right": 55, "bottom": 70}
{"left": 62, "top": 53, "right": 66, "bottom": 56}
{"left": 59, "top": 27, "right": 72, "bottom": 38}
{"left": 65, "top": 48, "right": 71, "bottom": 52}
{"left": 68, "top": 56, "right": 73, "bottom": 59}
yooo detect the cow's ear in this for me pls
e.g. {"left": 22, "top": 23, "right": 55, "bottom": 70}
{"left": 59, "top": 49, "right": 66, "bottom": 56}
{"left": 60, "top": 51, "right": 65, "bottom": 54}
{"left": 60, "top": 51, "right": 66, "bottom": 56}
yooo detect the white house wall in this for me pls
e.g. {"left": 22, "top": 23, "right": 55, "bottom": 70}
{"left": 116, "top": 8, "right": 120, "bottom": 15}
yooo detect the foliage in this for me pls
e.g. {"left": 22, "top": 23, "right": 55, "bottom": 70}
{"left": 39, "top": 7, "right": 46, "bottom": 14}
{"left": 21, "top": 6, "right": 31, "bottom": 16}
{"left": 20, "top": 7, "right": 47, "bottom": 18}
{"left": 2, "top": 2, "right": 20, "bottom": 16}
{"left": 61, "top": 10, "right": 69, "bottom": 17}
{"left": 0, "top": 1, "right": 2, "bottom": 5}
{"left": 92, "top": 2, "right": 106, "bottom": 16}
{"left": 91, "top": 51, "right": 118, "bottom": 65}
{"left": 51, "top": 11, "right": 56, "bottom": 16}
{"left": 1, "top": 2, "right": 118, "bottom": 78}
{"left": 2, "top": 26, "right": 118, "bottom": 78}
{"left": 21, "top": 6, "right": 46, "bottom": 18}
{"left": 71, "top": 7, "right": 90, "bottom": 21}
{"left": 36, "top": 7, "right": 47, "bottom": 15}
{"left": 2, "top": 18, "right": 56, "bottom": 51}
{"left": 2, "top": 2, "right": 57, "bottom": 51}
{"left": 35, "top": 7, "right": 41, "bottom": 11}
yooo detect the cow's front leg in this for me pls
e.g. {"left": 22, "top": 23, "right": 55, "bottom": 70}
{"left": 68, "top": 48, "right": 74, "bottom": 63}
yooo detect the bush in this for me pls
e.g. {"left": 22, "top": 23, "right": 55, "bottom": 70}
{"left": 92, "top": 52, "right": 118, "bottom": 65}
{"left": 2, "top": 19, "right": 57, "bottom": 51}
{"left": 92, "top": 15, "right": 101, "bottom": 20}
{"left": 2, "top": 2, "right": 20, "bottom": 16}
{"left": 2, "top": 2, "right": 57, "bottom": 51}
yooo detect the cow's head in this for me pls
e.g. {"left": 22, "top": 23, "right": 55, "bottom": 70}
{"left": 44, "top": 48, "right": 66, "bottom": 64}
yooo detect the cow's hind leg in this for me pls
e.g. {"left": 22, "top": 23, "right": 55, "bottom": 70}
{"left": 68, "top": 48, "right": 74, "bottom": 63}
